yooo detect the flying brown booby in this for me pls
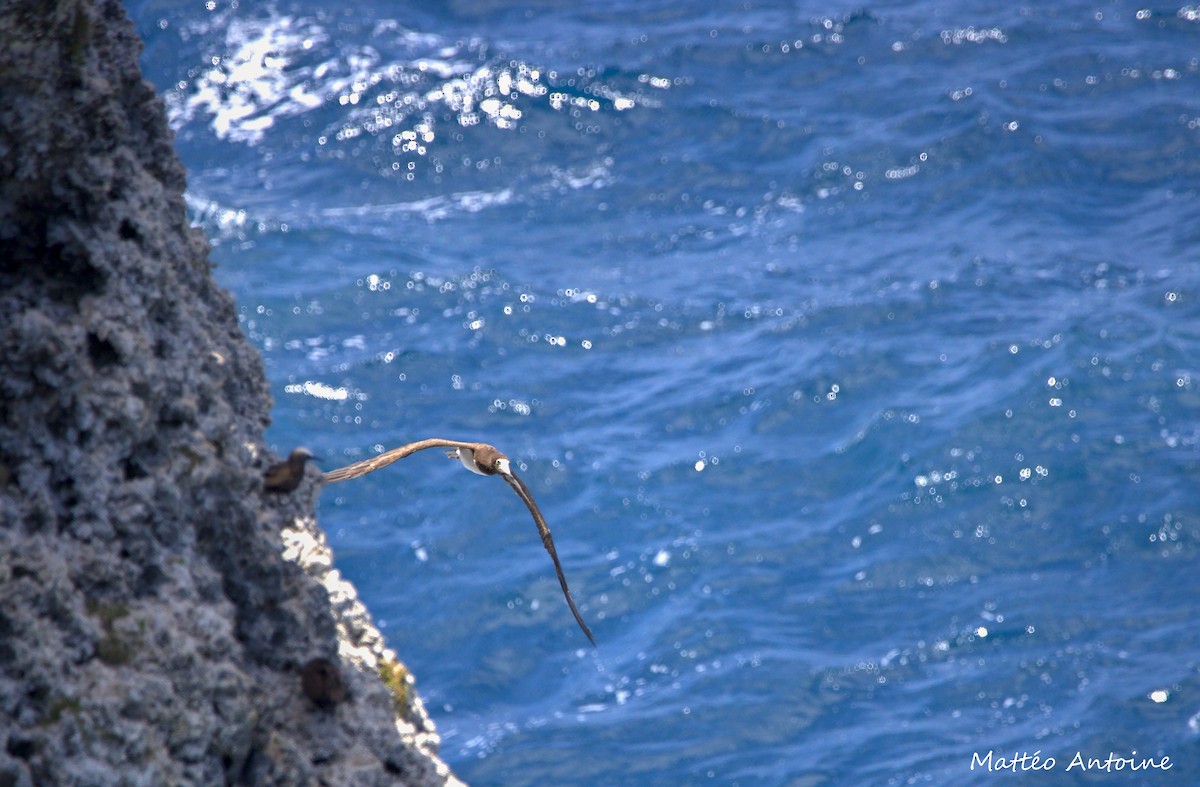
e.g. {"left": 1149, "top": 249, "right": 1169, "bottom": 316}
{"left": 323, "top": 439, "right": 595, "bottom": 646}
{"left": 263, "top": 447, "right": 317, "bottom": 493}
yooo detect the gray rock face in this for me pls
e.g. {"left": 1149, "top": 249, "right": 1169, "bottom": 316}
{"left": 0, "top": 1, "right": 460, "bottom": 784}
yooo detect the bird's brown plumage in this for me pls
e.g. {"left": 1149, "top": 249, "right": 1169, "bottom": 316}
{"left": 323, "top": 439, "right": 595, "bottom": 645}
{"left": 264, "top": 447, "right": 315, "bottom": 493}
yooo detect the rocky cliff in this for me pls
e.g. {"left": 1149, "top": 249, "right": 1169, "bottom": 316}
{"left": 0, "top": 1, "right": 459, "bottom": 783}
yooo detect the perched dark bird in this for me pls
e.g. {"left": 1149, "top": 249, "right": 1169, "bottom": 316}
{"left": 300, "top": 657, "right": 346, "bottom": 710}
{"left": 263, "top": 447, "right": 316, "bottom": 493}
{"left": 323, "top": 439, "right": 595, "bottom": 646}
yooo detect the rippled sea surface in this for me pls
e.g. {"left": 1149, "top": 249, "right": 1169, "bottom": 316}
{"left": 131, "top": 1, "right": 1200, "bottom": 783}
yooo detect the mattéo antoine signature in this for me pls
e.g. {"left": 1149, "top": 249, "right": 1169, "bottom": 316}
{"left": 971, "top": 749, "right": 1172, "bottom": 774}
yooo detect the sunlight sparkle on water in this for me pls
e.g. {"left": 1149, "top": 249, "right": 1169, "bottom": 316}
{"left": 284, "top": 380, "right": 349, "bottom": 401}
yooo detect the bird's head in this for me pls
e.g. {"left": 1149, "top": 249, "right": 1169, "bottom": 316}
{"left": 289, "top": 447, "right": 316, "bottom": 465}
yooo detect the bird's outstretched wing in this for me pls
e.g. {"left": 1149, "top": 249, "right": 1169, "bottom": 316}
{"left": 500, "top": 469, "right": 596, "bottom": 646}
{"left": 322, "top": 438, "right": 483, "bottom": 483}
{"left": 322, "top": 438, "right": 596, "bottom": 645}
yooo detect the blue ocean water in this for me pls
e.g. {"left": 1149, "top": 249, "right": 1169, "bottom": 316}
{"left": 130, "top": 1, "right": 1200, "bottom": 783}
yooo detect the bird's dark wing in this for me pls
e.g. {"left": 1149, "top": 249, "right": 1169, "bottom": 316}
{"left": 323, "top": 437, "right": 595, "bottom": 645}
{"left": 262, "top": 462, "right": 294, "bottom": 492}
{"left": 501, "top": 470, "right": 596, "bottom": 646}
{"left": 323, "top": 438, "right": 483, "bottom": 483}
